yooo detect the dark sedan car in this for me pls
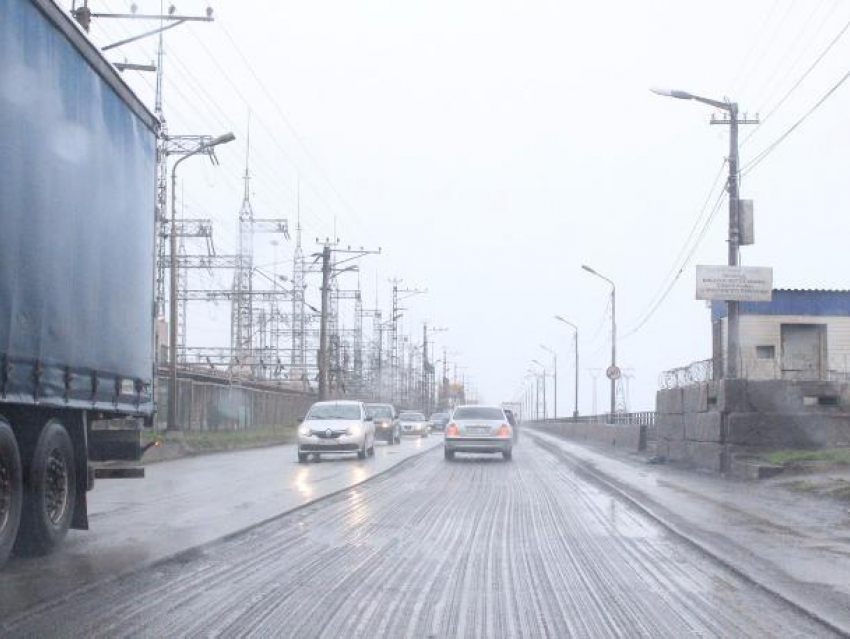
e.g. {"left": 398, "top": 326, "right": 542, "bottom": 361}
{"left": 366, "top": 403, "right": 401, "bottom": 445}
{"left": 428, "top": 412, "right": 450, "bottom": 432}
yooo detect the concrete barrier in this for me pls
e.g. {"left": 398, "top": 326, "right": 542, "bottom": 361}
{"left": 656, "top": 379, "right": 850, "bottom": 474}
{"left": 530, "top": 420, "right": 645, "bottom": 452}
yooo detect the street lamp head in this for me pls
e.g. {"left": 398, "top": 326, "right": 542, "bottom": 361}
{"left": 650, "top": 87, "right": 693, "bottom": 100}
{"left": 581, "top": 264, "right": 596, "bottom": 275}
{"left": 555, "top": 315, "right": 578, "bottom": 330}
{"left": 209, "top": 132, "right": 236, "bottom": 147}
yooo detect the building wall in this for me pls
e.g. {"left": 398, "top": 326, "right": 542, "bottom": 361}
{"left": 716, "top": 315, "right": 850, "bottom": 380}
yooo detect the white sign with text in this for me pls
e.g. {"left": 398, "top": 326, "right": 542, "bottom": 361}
{"left": 695, "top": 265, "right": 773, "bottom": 302}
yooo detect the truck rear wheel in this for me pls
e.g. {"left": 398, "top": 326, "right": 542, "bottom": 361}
{"left": 16, "top": 420, "right": 76, "bottom": 556}
{"left": 0, "top": 421, "right": 23, "bottom": 568}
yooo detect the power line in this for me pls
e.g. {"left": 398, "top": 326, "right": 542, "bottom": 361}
{"left": 728, "top": 0, "right": 795, "bottom": 98}
{"left": 217, "top": 22, "right": 370, "bottom": 237}
{"left": 743, "top": 0, "right": 831, "bottom": 111}
{"left": 620, "top": 159, "right": 726, "bottom": 336}
{"left": 741, "top": 64, "right": 850, "bottom": 177}
{"left": 744, "top": 8, "right": 850, "bottom": 146}
{"left": 185, "top": 24, "right": 367, "bottom": 243}
{"left": 622, "top": 188, "right": 727, "bottom": 338}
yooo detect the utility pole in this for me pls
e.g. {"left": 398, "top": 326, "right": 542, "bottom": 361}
{"left": 316, "top": 241, "right": 380, "bottom": 401}
{"left": 318, "top": 244, "right": 331, "bottom": 400}
{"left": 532, "top": 359, "right": 548, "bottom": 419}
{"left": 651, "top": 88, "right": 758, "bottom": 378}
{"left": 535, "top": 374, "right": 540, "bottom": 420}
{"left": 540, "top": 345, "right": 557, "bottom": 418}
{"left": 712, "top": 105, "right": 757, "bottom": 378}
{"left": 542, "top": 368, "right": 547, "bottom": 419}
{"left": 588, "top": 368, "right": 601, "bottom": 416}
{"left": 423, "top": 324, "right": 447, "bottom": 414}
{"left": 388, "top": 279, "right": 425, "bottom": 404}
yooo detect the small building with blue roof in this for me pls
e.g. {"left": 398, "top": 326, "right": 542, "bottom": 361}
{"left": 711, "top": 289, "right": 850, "bottom": 381}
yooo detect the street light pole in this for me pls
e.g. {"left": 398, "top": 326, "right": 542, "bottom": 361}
{"left": 581, "top": 265, "right": 616, "bottom": 419}
{"left": 167, "top": 132, "right": 235, "bottom": 431}
{"left": 532, "top": 359, "right": 547, "bottom": 420}
{"left": 650, "top": 88, "right": 756, "bottom": 378}
{"left": 540, "top": 345, "right": 557, "bottom": 418}
{"left": 555, "top": 316, "right": 579, "bottom": 418}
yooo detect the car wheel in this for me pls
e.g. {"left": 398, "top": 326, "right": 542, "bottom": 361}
{"left": 16, "top": 420, "right": 76, "bottom": 556}
{"left": 0, "top": 420, "right": 23, "bottom": 569}
{"left": 444, "top": 448, "right": 454, "bottom": 461}
{"left": 297, "top": 451, "right": 308, "bottom": 463}
{"left": 357, "top": 442, "right": 367, "bottom": 460}
{"left": 502, "top": 449, "right": 513, "bottom": 461}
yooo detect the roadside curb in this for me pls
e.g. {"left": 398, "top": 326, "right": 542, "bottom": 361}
{"left": 3, "top": 441, "right": 442, "bottom": 626}
{"left": 528, "top": 429, "right": 850, "bottom": 638}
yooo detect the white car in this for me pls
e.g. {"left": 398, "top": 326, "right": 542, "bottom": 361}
{"left": 297, "top": 400, "right": 376, "bottom": 463}
{"left": 398, "top": 411, "right": 429, "bottom": 438}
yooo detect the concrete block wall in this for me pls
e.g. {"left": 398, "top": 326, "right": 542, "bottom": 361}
{"left": 655, "top": 382, "right": 726, "bottom": 473}
{"left": 656, "top": 379, "right": 850, "bottom": 473}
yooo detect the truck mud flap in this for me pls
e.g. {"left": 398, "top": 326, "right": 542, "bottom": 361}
{"left": 88, "top": 429, "right": 142, "bottom": 462}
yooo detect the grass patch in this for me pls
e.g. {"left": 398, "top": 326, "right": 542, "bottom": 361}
{"left": 142, "top": 424, "right": 296, "bottom": 453}
{"left": 825, "top": 479, "right": 850, "bottom": 502}
{"left": 783, "top": 479, "right": 820, "bottom": 493}
{"left": 760, "top": 448, "right": 850, "bottom": 467}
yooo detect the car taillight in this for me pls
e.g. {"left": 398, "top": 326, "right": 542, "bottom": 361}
{"left": 446, "top": 423, "right": 458, "bottom": 436}
{"left": 497, "top": 424, "right": 510, "bottom": 438}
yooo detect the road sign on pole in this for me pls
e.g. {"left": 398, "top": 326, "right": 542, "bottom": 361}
{"left": 605, "top": 365, "right": 621, "bottom": 381}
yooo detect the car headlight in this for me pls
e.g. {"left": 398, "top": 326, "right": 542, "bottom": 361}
{"left": 347, "top": 423, "right": 363, "bottom": 437}
{"left": 299, "top": 424, "right": 312, "bottom": 436}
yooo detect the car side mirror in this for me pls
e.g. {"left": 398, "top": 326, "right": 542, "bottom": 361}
{"left": 365, "top": 416, "right": 373, "bottom": 422}
{"left": 296, "top": 417, "right": 304, "bottom": 424}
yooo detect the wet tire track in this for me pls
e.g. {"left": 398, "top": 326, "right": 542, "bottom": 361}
{"left": 2, "top": 442, "right": 835, "bottom": 638}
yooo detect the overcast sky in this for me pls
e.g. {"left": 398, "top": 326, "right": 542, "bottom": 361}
{"left": 87, "top": 0, "right": 850, "bottom": 411}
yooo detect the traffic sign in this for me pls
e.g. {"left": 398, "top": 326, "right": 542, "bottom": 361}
{"left": 606, "top": 366, "right": 621, "bottom": 380}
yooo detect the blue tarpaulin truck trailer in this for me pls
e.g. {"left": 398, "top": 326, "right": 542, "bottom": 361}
{"left": 0, "top": 0, "right": 158, "bottom": 567}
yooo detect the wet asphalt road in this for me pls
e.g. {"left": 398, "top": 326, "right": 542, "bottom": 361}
{"left": 2, "top": 437, "right": 835, "bottom": 638}
{"left": 0, "top": 435, "right": 441, "bottom": 619}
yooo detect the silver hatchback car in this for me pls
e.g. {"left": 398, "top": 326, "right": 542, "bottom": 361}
{"left": 444, "top": 405, "right": 513, "bottom": 461}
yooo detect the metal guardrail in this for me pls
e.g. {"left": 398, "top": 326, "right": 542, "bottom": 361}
{"left": 534, "top": 411, "right": 655, "bottom": 426}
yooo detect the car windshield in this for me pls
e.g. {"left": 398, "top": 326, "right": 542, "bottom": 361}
{"left": 452, "top": 407, "right": 505, "bottom": 420}
{"left": 367, "top": 406, "right": 392, "bottom": 419}
{"left": 306, "top": 404, "right": 361, "bottom": 420}
{"left": 10, "top": 5, "right": 837, "bottom": 635}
